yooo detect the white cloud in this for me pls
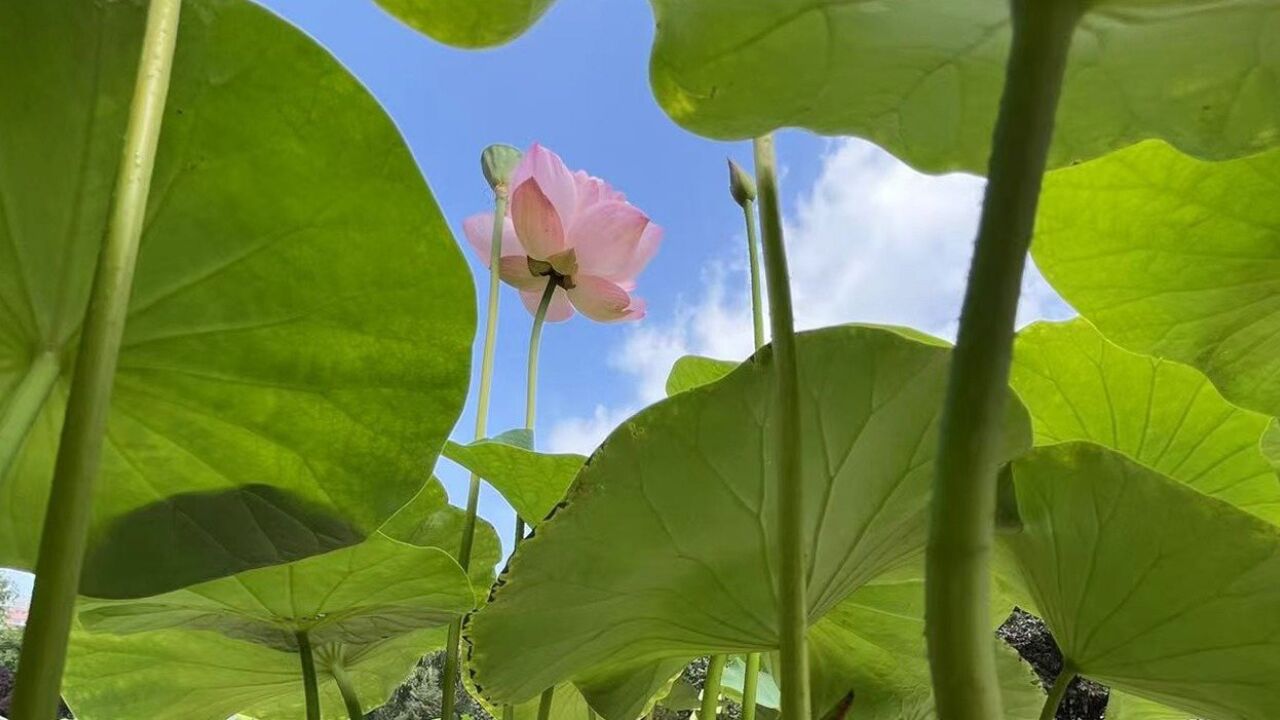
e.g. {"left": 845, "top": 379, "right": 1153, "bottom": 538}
{"left": 546, "top": 138, "right": 1074, "bottom": 454}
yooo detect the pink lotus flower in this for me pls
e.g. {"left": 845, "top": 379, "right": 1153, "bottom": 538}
{"left": 463, "top": 144, "right": 660, "bottom": 322}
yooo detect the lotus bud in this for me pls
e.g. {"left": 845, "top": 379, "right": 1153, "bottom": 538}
{"left": 727, "top": 158, "right": 756, "bottom": 207}
{"left": 481, "top": 144, "right": 523, "bottom": 192}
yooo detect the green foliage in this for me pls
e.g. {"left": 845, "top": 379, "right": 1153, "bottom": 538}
{"left": 465, "top": 325, "right": 1031, "bottom": 710}
{"left": 664, "top": 356, "right": 737, "bottom": 396}
{"left": 1033, "top": 140, "right": 1280, "bottom": 420}
{"left": 1010, "top": 320, "right": 1280, "bottom": 521}
{"left": 373, "top": 0, "right": 555, "bottom": 48}
{"left": 61, "top": 482, "right": 496, "bottom": 720}
{"left": 0, "top": 0, "right": 474, "bottom": 598}
{"left": 1003, "top": 443, "right": 1280, "bottom": 719}
{"left": 647, "top": 0, "right": 1280, "bottom": 172}
{"left": 442, "top": 434, "right": 585, "bottom": 527}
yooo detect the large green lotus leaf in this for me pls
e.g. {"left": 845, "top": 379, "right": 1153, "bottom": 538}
{"left": 372, "top": 0, "right": 554, "bottom": 48}
{"left": 443, "top": 433, "right": 585, "bottom": 527}
{"left": 76, "top": 532, "right": 474, "bottom": 650}
{"left": 64, "top": 622, "right": 446, "bottom": 720}
{"left": 1011, "top": 320, "right": 1280, "bottom": 522}
{"left": 808, "top": 577, "right": 1044, "bottom": 720}
{"left": 648, "top": 0, "right": 1280, "bottom": 173}
{"left": 1107, "top": 692, "right": 1195, "bottom": 720}
{"left": 665, "top": 356, "right": 738, "bottom": 396}
{"left": 1033, "top": 140, "right": 1280, "bottom": 419}
{"left": 0, "top": 0, "right": 474, "bottom": 597}
{"left": 379, "top": 476, "right": 503, "bottom": 590}
{"left": 465, "top": 325, "right": 1031, "bottom": 703}
{"left": 1003, "top": 442, "right": 1280, "bottom": 719}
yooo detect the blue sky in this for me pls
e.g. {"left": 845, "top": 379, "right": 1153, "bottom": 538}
{"left": 5, "top": 0, "right": 1074, "bottom": 601}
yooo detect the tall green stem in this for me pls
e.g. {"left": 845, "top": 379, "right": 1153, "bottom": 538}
{"left": 440, "top": 189, "right": 510, "bottom": 720}
{"left": 536, "top": 686, "right": 556, "bottom": 720}
{"left": 741, "top": 653, "right": 761, "bottom": 720}
{"left": 742, "top": 204, "right": 766, "bottom": 351}
{"left": 10, "top": 3, "right": 181, "bottom": 717}
{"left": 923, "top": 1, "right": 1080, "bottom": 719}
{"left": 700, "top": 654, "right": 727, "bottom": 720}
{"left": 297, "top": 631, "right": 321, "bottom": 720}
{"left": 330, "top": 655, "right": 364, "bottom": 720}
{"left": 522, "top": 278, "right": 558, "bottom": 720}
{"left": 0, "top": 351, "right": 60, "bottom": 479}
{"left": 752, "top": 135, "right": 810, "bottom": 720}
{"left": 514, "top": 278, "right": 556, "bottom": 544}
{"left": 1038, "top": 665, "right": 1074, "bottom": 720}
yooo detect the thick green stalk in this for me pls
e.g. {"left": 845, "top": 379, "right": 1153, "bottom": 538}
{"left": 751, "top": 135, "right": 810, "bottom": 720}
{"left": 923, "top": 1, "right": 1080, "bottom": 719}
{"left": 741, "top": 653, "right": 761, "bottom": 720}
{"left": 700, "top": 654, "right": 727, "bottom": 720}
{"left": 522, "top": 278, "right": 559, "bottom": 718}
{"left": 330, "top": 656, "right": 364, "bottom": 720}
{"left": 536, "top": 686, "right": 556, "bottom": 720}
{"left": 440, "top": 189, "right": 510, "bottom": 720}
{"left": 1039, "top": 666, "right": 1074, "bottom": 720}
{"left": 0, "top": 352, "right": 60, "bottom": 478}
{"left": 9, "top": 3, "right": 181, "bottom": 718}
{"left": 297, "top": 631, "right": 321, "bottom": 720}
{"left": 504, "top": 705, "right": 515, "bottom": 720}
{"left": 742, "top": 204, "right": 766, "bottom": 350}
{"left": 514, "top": 277, "right": 556, "bottom": 545}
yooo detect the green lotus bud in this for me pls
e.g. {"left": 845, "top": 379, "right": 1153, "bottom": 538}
{"left": 727, "top": 158, "right": 756, "bottom": 206}
{"left": 482, "top": 144, "right": 523, "bottom": 191}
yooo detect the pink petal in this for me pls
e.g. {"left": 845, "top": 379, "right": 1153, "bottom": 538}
{"left": 573, "top": 170, "right": 625, "bottom": 214}
{"left": 567, "top": 275, "right": 645, "bottom": 323}
{"left": 511, "top": 144, "right": 578, "bottom": 228}
{"left": 499, "top": 256, "right": 550, "bottom": 292}
{"left": 462, "top": 213, "right": 521, "bottom": 265}
{"left": 520, "top": 285, "right": 575, "bottom": 322}
{"left": 567, "top": 201, "right": 652, "bottom": 283}
{"left": 511, "top": 180, "right": 567, "bottom": 260}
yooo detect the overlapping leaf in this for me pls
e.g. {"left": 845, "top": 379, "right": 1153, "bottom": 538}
{"left": 373, "top": 0, "right": 554, "bottom": 48}
{"left": 1033, "top": 141, "right": 1280, "bottom": 420}
{"left": 665, "top": 356, "right": 738, "bottom": 397}
{"left": 648, "top": 0, "right": 1280, "bottom": 172}
{"left": 808, "top": 572, "right": 1044, "bottom": 720}
{"left": 1003, "top": 443, "right": 1280, "bottom": 719}
{"left": 1011, "top": 320, "right": 1280, "bottom": 522}
{"left": 0, "top": 0, "right": 474, "bottom": 597}
{"left": 443, "top": 431, "right": 585, "bottom": 527}
{"left": 61, "top": 486, "right": 489, "bottom": 720}
{"left": 466, "top": 325, "right": 1031, "bottom": 704}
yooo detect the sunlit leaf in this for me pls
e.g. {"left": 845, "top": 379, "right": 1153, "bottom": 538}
{"left": 1003, "top": 442, "right": 1280, "bottom": 719}
{"left": 721, "top": 656, "right": 779, "bottom": 711}
{"left": 665, "top": 356, "right": 738, "bottom": 397}
{"left": 372, "top": 0, "right": 555, "bottom": 48}
{"left": 465, "top": 325, "right": 1031, "bottom": 705}
{"left": 809, "top": 576, "right": 1044, "bottom": 720}
{"left": 379, "top": 477, "right": 503, "bottom": 590}
{"left": 443, "top": 434, "right": 585, "bottom": 527}
{"left": 0, "top": 0, "right": 474, "bottom": 597}
{"left": 648, "top": 0, "right": 1280, "bottom": 172}
{"left": 1034, "top": 140, "right": 1280, "bottom": 420}
{"left": 1107, "top": 692, "right": 1194, "bottom": 720}
{"left": 1011, "top": 320, "right": 1280, "bottom": 522}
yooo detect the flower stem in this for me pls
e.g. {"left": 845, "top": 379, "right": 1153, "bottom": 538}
{"left": 752, "top": 134, "right": 810, "bottom": 720}
{"left": 330, "top": 655, "right": 364, "bottom": 720}
{"left": 741, "top": 653, "right": 761, "bottom": 720}
{"left": 536, "top": 686, "right": 556, "bottom": 720}
{"left": 0, "top": 351, "right": 60, "bottom": 479}
{"left": 441, "top": 188, "right": 510, "bottom": 720}
{"left": 923, "top": 1, "right": 1080, "bottom": 719}
{"left": 700, "top": 654, "right": 727, "bottom": 720}
{"left": 9, "top": 2, "right": 181, "bottom": 717}
{"left": 742, "top": 204, "right": 767, "bottom": 350}
{"left": 514, "top": 277, "right": 557, "bottom": 545}
{"left": 1039, "top": 665, "right": 1074, "bottom": 720}
{"left": 297, "top": 631, "right": 321, "bottom": 720}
